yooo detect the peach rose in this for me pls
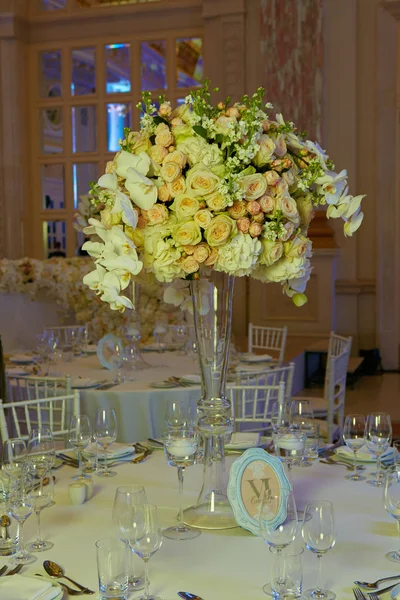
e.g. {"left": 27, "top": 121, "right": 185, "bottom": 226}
{"left": 226, "top": 106, "right": 240, "bottom": 119}
{"left": 252, "top": 212, "right": 265, "bottom": 224}
{"left": 163, "top": 150, "right": 187, "bottom": 169}
{"left": 161, "top": 162, "right": 181, "bottom": 183}
{"left": 247, "top": 201, "right": 261, "bottom": 216}
{"left": 171, "top": 117, "right": 184, "bottom": 128}
{"left": 158, "top": 184, "right": 171, "bottom": 202}
{"left": 194, "top": 209, "right": 213, "bottom": 229}
{"left": 241, "top": 173, "right": 268, "bottom": 200}
{"left": 204, "top": 248, "right": 219, "bottom": 266}
{"left": 193, "top": 243, "right": 211, "bottom": 263}
{"left": 237, "top": 217, "right": 250, "bottom": 234}
{"left": 182, "top": 245, "right": 195, "bottom": 255}
{"left": 168, "top": 176, "right": 186, "bottom": 197}
{"left": 149, "top": 144, "right": 168, "bottom": 164}
{"left": 274, "top": 134, "right": 287, "bottom": 157}
{"left": 249, "top": 222, "right": 262, "bottom": 238}
{"left": 264, "top": 171, "right": 281, "bottom": 186}
{"left": 280, "top": 221, "right": 295, "bottom": 241}
{"left": 181, "top": 256, "right": 200, "bottom": 274}
{"left": 158, "top": 102, "right": 172, "bottom": 118}
{"left": 155, "top": 123, "right": 174, "bottom": 147}
{"left": 137, "top": 215, "right": 148, "bottom": 228}
{"left": 144, "top": 204, "right": 169, "bottom": 225}
{"left": 259, "top": 195, "right": 275, "bottom": 213}
{"left": 228, "top": 201, "right": 247, "bottom": 220}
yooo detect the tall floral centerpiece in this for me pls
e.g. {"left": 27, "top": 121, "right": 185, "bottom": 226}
{"left": 82, "top": 82, "right": 364, "bottom": 529}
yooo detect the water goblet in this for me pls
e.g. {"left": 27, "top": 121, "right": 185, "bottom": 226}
{"left": 27, "top": 428, "right": 55, "bottom": 477}
{"left": 7, "top": 474, "right": 36, "bottom": 565}
{"left": 163, "top": 429, "right": 200, "bottom": 540}
{"left": 130, "top": 504, "right": 163, "bottom": 600}
{"left": 27, "top": 466, "right": 54, "bottom": 552}
{"left": 384, "top": 468, "right": 400, "bottom": 562}
{"left": 113, "top": 485, "right": 147, "bottom": 591}
{"left": 302, "top": 500, "right": 336, "bottom": 600}
{"left": 94, "top": 408, "right": 117, "bottom": 477}
{"left": 259, "top": 488, "right": 298, "bottom": 596}
{"left": 2, "top": 438, "right": 27, "bottom": 482}
{"left": 165, "top": 400, "right": 188, "bottom": 431}
{"left": 342, "top": 414, "right": 366, "bottom": 481}
{"left": 366, "top": 412, "right": 392, "bottom": 487}
{"left": 68, "top": 415, "right": 92, "bottom": 480}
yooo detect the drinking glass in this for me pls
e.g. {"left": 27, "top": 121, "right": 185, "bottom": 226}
{"left": 302, "top": 500, "right": 336, "bottom": 600}
{"left": 27, "top": 466, "right": 54, "bottom": 552}
{"left": 384, "top": 468, "right": 400, "bottom": 562}
{"left": 2, "top": 439, "right": 27, "bottom": 482}
{"left": 7, "top": 474, "right": 36, "bottom": 565}
{"left": 109, "top": 339, "right": 125, "bottom": 384}
{"left": 95, "top": 408, "right": 117, "bottom": 478}
{"left": 270, "top": 401, "right": 290, "bottom": 432}
{"left": 113, "top": 485, "right": 147, "bottom": 591}
{"left": 342, "top": 414, "right": 366, "bottom": 481}
{"left": 173, "top": 323, "right": 188, "bottom": 355}
{"left": 272, "top": 428, "right": 306, "bottom": 472}
{"left": 165, "top": 400, "right": 188, "bottom": 431}
{"left": 259, "top": 488, "right": 298, "bottom": 597}
{"left": 131, "top": 504, "right": 163, "bottom": 600}
{"left": 290, "top": 400, "right": 316, "bottom": 467}
{"left": 27, "top": 428, "right": 55, "bottom": 477}
{"left": 68, "top": 415, "right": 92, "bottom": 480}
{"left": 96, "top": 537, "right": 129, "bottom": 600}
{"left": 163, "top": 429, "right": 200, "bottom": 540}
{"left": 366, "top": 412, "right": 392, "bottom": 487}
{"left": 269, "top": 545, "right": 304, "bottom": 598}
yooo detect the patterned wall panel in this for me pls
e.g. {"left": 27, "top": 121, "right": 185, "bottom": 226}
{"left": 260, "top": 0, "right": 323, "bottom": 141}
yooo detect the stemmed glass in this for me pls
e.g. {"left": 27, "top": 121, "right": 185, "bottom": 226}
{"left": 7, "top": 472, "right": 36, "bottom": 565}
{"left": 270, "top": 401, "right": 290, "bottom": 432}
{"left": 153, "top": 323, "right": 168, "bottom": 355}
{"left": 165, "top": 400, "right": 188, "bottom": 431}
{"left": 290, "top": 400, "right": 317, "bottom": 467}
{"left": 259, "top": 488, "right": 298, "bottom": 597}
{"left": 109, "top": 339, "right": 125, "bottom": 384}
{"left": 27, "top": 428, "right": 55, "bottom": 476}
{"left": 2, "top": 439, "right": 27, "bottom": 481}
{"left": 94, "top": 408, "right": 117, "bottom": 478}
{"left": 342, "top": 414, "right": 366, "bottom": 481}
{"left": 68, "top": 415, "right": 92, "bottom": 480}
{"left": 174, "top": 323, "right": 188, "bottom": 355}
{"left": 366, "top": 412, "right": 392, "bottom": 487}
{"left": 113, "top": 485, "right": 148, "bottom": 591}
{"left": 384, "top": 468, "right": 400, "bottom": 562}
{"left": 131, "top": 504, "right": 163, "bottom": 600}
{"left": 27, "top": 466, "right": 54, "bottom": 552}
{"left": 302, "top": 500, "right": 336, "bottom": 600}
{"left": 163, "top": 429, "right": 200, "bottom": 540}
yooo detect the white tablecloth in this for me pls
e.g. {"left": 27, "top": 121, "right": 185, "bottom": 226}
{"left": 1, "top": 452, "right": 397, "bottom": 599}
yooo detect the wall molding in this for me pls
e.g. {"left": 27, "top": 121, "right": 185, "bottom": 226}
{"left": 336, "top": 279, "right": 376, "bottom": 295}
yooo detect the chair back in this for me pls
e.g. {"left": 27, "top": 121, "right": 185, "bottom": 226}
{"left": 248, "top": 324, "right": 288, "bottom": 366}
{"left": 235, "top": 362, "right": 295, "bottom": 404}
{"left": 6, "top": 375, "right": 72, "bottom": 403}
{"left": 324, "top": 332, "right": 352, "bottom": 442}
{"left": 229, "top": 381, "right": 285, "bottom": 433}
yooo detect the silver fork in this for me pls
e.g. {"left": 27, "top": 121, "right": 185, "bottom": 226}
{"left": 353, "top": 588, "right": 367, "bottom": 600}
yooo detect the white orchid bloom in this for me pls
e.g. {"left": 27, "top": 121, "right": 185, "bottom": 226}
{"left": 115, "top": 150, "right": 151, "bottom": 178}
{"left": 82, "top": 240, "right": 104, "bottom": 258}
{"left": 125, "top": 167, "right": 158, "bottom": 211}
{"left": 83, "top": 217, "right": 107, "bottom": 237}
{"left": 101, "top": 286, "right": 134, "bottom": 311}
{"left": 100, "top": 255, "right": 143, "bottom": 289}
{"left": 112, "top": 191, "right": 138, "bottom": 229}
{"left": 341, "top": 194, "right": 365, "bottom": 220}
{"left": 344, "top": 211, "right": 364, "bottom": 237}
{"left": 163, "top": 285, "right": 187, "bottom": 306}
{"left": 83, "top": 264, "right": 107, "bottom": 293}
{"left": 98, "top": 172, "right": 118, "bottom": 191}
{"left": 315, "top": 170, "right": 347, "bottom": 205}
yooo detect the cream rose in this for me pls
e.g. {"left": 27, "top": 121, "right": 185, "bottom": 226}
{"left": 205, "top": 191, "right": 230, "bottom": 211}
{"left": 259, "top": 195, "right": 275, "bottom": 213}
{"left": 101, "top": 209, "right": 121, "bottom": 228}
{"left": 280, "top": 221, "right": 295, "bottom": 241}
{"left": 204, "top": 248, "right": 218, "bottom": 266}
{"left": 214, "top": 115, "right": 237, "bottom": 135}
{"left": 163, "top": 150, "right": 187, "bottom": 169}
{"left": 194, "top": 209, "right": 213, "bottom": 229}
{"left": 144, "top": 204, "right": 169, "bottom": 226}
{"left": 168, "top": 176, "right": 186, "bottom": 198}
{"left": 181, "top": 256, "right": 200, "bottom": 274}
{"left": 253, "top": 134, "right": 276, "bottom": 168}
{"left": 158, "top": 184, "right": 171, "bottom": 202}
{"left": 284, "top": 234, "right": 311, "bottom": 259}
{"left": 148, "top": 145, "right": 168, "bottom": 164}
{"left": 264, "top": 171, "right": 281, "bottom": 186}
{"left": 260, "top": 239, "right": 284, "bottom": 266}
{"left": 228, "top": 201, "right": 248, "bottom": 220}
{"left": 172, "top": 194, "right": 200, "bottom": 221}
{"left": 276, "top": 194, "right": 299, "bottom": 224}
{"left": 155, "top": 123, "right": 174, "bottom": 147}
{"left": 186, "top": 166, "right": 220, "bottom": 197}
{"left": 193, "top": 243, "right": 211, "bottom": 263}
{"left": 274, "top": 134, "right": 287, "bottom": 157}
{"left": 241, "top": 173, "right": 268, "bottom": 201}
{"left": 205, "top": 214, "right": 235, "bottom": 247}
{"left": 127, "top": 131, "right": 152, "bottom": 155}
{"left": 158, "top": 102, "right": 172, "bottom": 117}
{"left": 160, "top": 162, "right": 181, "bottom": 183}
{"left": 172, "top": 220, "right": 202, "bottom": 246}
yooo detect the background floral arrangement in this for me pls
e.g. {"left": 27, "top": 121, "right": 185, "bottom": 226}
{"left": 0, "top": 258, "right": 178, "bottom": 342}
{"left": 81, "top": 81, "right": 365, "bottom": 311}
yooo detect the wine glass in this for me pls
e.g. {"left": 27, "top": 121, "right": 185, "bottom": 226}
{"left": 163, "top": 429, "right": 200, "bottom": 540}
{"left": 302, "top": 500, "right": 336, "bottom": 600}
{"left": 113, "top": 485, "right": 148, "bottom": 591}
{"left": 174, "top": 323, "right": 188, "bottom": 355}
{"left": 27, "top": 428, "right": 55, "bottom": 477}
{"left": 290, "top": 400, "right": 317, "bottom": 467}
{"left": 270, "top": 401, "right": 290, "bottom": 432}
{"left": 94, "top": 408, "right": 117, "bottom": 478}
{"left": 153, "top": 323, "right": 168, "bottom": 355}
{"left": 165, "top": 400, "right": 188, "bottom": 431}
{"left": 7, "top": 473, "right": 36, "bottom": 565}
{"left": 365, "top": 412, "right": 392, "bottom": 487}
{"left": 27, "top": 466, "right": 54, "bottom": 552}
{"left": 342, "top": 414, "right": 366, "bottom": 481}
{"left": 259, "top": 488, "right": 298, "bottom": 596}
{"left": 109, "top": 339, "right": 125, "bottom": 384}
{"left": 68, "top": 415, "right": 92, "bottom": 480}
{"left": 384, "top": 468, "right": 400, "bottom": 562}
{"left": 130, "top": 504, "right": 163, "bottom": 600}
{"left": 2, "top": 439, "right": 27, "bottom": 481}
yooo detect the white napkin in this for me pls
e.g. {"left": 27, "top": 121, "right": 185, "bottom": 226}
{"left": 85, "top": 442, "right": 134, "bottom": 460}
{"left": 0, "top": 574, "right": 60, "bottom": 600}
{"left": 240, "top": 353, "right": 273, "bottom": 363}
{"left": 226, "top": 432, "right": 260, "bottom": 448}
{"left": 336, "top": 445, "right": 394, "bottom": 462}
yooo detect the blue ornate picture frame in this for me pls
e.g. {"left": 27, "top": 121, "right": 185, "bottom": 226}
{"left": 227, "top": 448, "right": 291, "bottom": 536}
{"left": 97, "top": 334, "right": 122, "bottom": 370}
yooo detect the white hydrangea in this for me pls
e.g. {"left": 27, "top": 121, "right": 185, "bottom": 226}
{"left": 214, "top": 233, "right": 262, "bottom": 277}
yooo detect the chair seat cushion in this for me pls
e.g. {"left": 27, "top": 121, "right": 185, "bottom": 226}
{"left": 293, "top": 395, "right": 328, "bottom": 415}
{"left": 315, "top": 418, "right": 341, "bottom": 443}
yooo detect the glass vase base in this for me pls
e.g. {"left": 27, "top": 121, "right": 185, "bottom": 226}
{"left": 183, "top": 501, "right": 238, "bottom": 530}
{"left": 163, "top": 525, "right": 201, "bottom": 540}
{"left": 96, "top": 470, "right": 117, "bottom": 478}
{"left": 385, "top": 550, "right": 400, "bottom": 562}
{"left": 303, "top": 588, "right": 336, "bottom": 600}
{"left": 28, "top": 540, "right": 53, "bottom": 552}
{"left": 263, "top": 582, "right": 301, "bottom": 598}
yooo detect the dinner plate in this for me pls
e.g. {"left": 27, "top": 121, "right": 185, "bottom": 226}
{"left": 9, "top": 354, "right": 34, "bottom": 364}
{"left": 150, "top": 381, "right": 179, "bottom": 389}
{"left": 6, "top": 367, "right": 29, "bottom": 376}
{"left": 181, "top": 374, "right": 202, "bottom": 384}
{"left": 391, "top": 583, "right": 400, "bottom": 599}
{"left": 239, "top": 353, "right": 273, "bottom": 363}
{"left": 71, "top": 377, "right": 104, "bottom": 389}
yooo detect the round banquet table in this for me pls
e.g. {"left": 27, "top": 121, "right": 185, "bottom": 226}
{"left": 1, "top": 451, "right": 398, "bottom": 600}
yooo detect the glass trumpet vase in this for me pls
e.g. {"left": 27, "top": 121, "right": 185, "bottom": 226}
{"left": 183, "top": 272, "right": 238, "bottom": 530}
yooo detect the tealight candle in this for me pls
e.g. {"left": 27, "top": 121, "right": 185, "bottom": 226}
{"left": 168, "top": 439, "right": 197, "bottom": 458}
{"left": 68, "top": 482, "right": 86, "bottom": 505}
{"left": 84, "top": 478, "right": 93, "bottom": 500}
{"left": 277, "top": 436, "right": 305, "bottom": 451}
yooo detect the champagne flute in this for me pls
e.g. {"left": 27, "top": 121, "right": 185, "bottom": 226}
{"left": 302, "top": 500, "right": 336, "bottom": 600}
{"left": 113, "top": 485, "right": 147, "bottom": 591}
{"left": 131, "top": 504, "right": 163, "bottom": 600}
{"left": 2, "top": 438, "right": 27, "bottom": 482}
{"left": 342, "top": 414, "right": 366, "bottom": 481}
{"left": 384, "top": 468, "right": 400, "bottom": 562}
{"left": 68, "top": 415, "right": 92, "bottom": 480}
{"left": 366, "top": 412, "right": 392, "bottom": 487}
{"left": 165, "top": 400, "right": 187, "bottom": 431}
{"left": 163, "top": 429, "right": 200, "bottom": 540}
{"left": 27, "top": 466, "right": 54, "bottom": 552}
{"left": 94, "top": 408, "right": 117, "bottom": 478}
{"left": 7, "top": 473, "right": 36, "bottom": 565}
{"left": 259, "top": 488, "right": 298, "bottom": 596}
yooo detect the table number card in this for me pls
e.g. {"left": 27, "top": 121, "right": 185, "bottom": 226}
{"left": 227, "top": 448, "right": 291, "bottom": 536}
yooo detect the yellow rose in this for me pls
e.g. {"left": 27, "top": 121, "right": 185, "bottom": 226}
{"left": 127, "top": 131, "right": 152, "bottom": 155}
{"left": 181, "top": 256, "right": 200, "bottom": 274}
{"left": 193, "top": 242, "right": 211, "bottom": 263}
{"left": 143, "top": 204, "right": 169, "bottom": 225}
{"left": 284, "top": 234, "right": 310, "bottom": 259}
{"left": 158, "top": 184, "right": 171, "bottom": 202}
{"left": 168, "top": 176, "right": 186, "bottom": 198}
{"left": 172, "top": 221, "right": 202, "bottom": 246}
{"left": 205, "top": 214, "right": 236, "bottom": 247}
{"left": 194, "top": 209, "right": 213, "bottom": 229}
{"left": 241, "top": 173, "right": 268, "bottom": 201}
{"left": 205, "top": 191, "right": 230, "bottom": 211}
{"left": 163, "top": 150, "right": 187, "bottom": 169}
{"left": 296, "top": 195, "right": 314, "bottom": 230}
{"left": 125, "top": 226, "right": 144, "bottom": 248}
{"left": 101, "top": 209, "right": 122, "bottom": 228}
{"left": 155, "top": 123, "right": 174, "bottom": 147}
{"left": 204, "top": 248, "right": 218, "bottom": 266}
{"left": 252, "top": 134, "right": 276, "bottom": 168}
{"left": 228, "top": 201, "right": 247, "bottom": 220}
{"left": 160, "top": 162, "right": 181, "bottom": 183}
{"left": 260, "top": 239, "right": 283, "bottom": 266}
{"left": 148, "top": 145, "right": 168, "bottom": 164}
{"left": 172, "top": 194, "right": 200, "bottom": 221}
{"left": 186, "top": 166, "right": 220, "bottom": 197}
